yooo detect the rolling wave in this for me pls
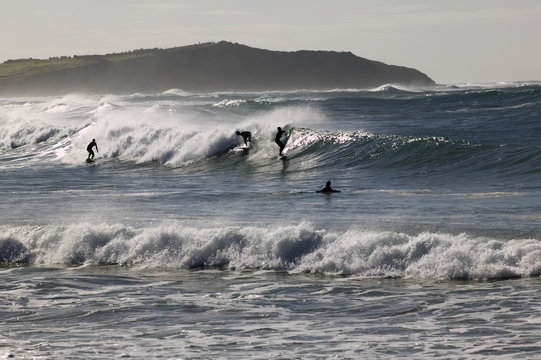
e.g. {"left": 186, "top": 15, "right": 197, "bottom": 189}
{"left": 72, "top": 124, "right": 541, "bottom": 179}
{"left": 1, "top": 84, "right": 540, "bottom": 177}
{"left": 2, "top": 114, "right": 540, "bottom": 180}
{"left": 1, "top": 222, "right": 540, "bottom": 280}
{"left": 245, "top": 128, "right": 541, "bottom": 178}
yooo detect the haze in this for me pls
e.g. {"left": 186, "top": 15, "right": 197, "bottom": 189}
{"left": 1, "top": 0, "right": 540, "bottom": 84}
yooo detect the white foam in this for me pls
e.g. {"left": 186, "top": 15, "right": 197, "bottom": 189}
{"left": 0, "top": 105, "right": 63, "bottom": 149}
{"left": 45, "top": 95, "right": 327, "bottom": 164}
{"left": 369, "top": 83, "right": 423, "bottom": 93}
{"left": 161, "top": 88, "right": 192, "bottom": 96}
{"left": 0, "top": 95, "right": 99, "bottom": 161}
{"left": 1, "top": 93, "right": 330, "bottom": 165}
{"left": 2, "top": 222, "right": 540, "bottom": 280}
{"left": 213, "top": 99, "right": 246, "bottom": 107}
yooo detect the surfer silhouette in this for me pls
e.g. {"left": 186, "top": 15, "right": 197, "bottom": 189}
{"left": 86, "top": 139, "right": 98, "bottom": 160}
{"left": 318, "top": 181, "right": 340, "bottom": 193}
{"left": 236, "top": 130, "right": 252, "bottom": 146}
{"left": 275, "top": 127, "right": 285, "bottom": 156}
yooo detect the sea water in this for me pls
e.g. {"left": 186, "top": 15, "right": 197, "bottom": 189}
{"left": 1, "top": 83, "right": 541, "bottom": 358}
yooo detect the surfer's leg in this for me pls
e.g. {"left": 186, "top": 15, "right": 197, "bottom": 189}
{"left": 275, "top": 139, "right": 284, "bottom": 155}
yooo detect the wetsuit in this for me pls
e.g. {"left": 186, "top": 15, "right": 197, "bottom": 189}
{"left": 87, "top": 140, "right": 98, "bottom": 159}
{"left": 275, "top": 128, "right": 285, "bottom": 155}
{"left": 318, "top": 181, "right": 340, "bottom": 193}
{"left": 238, "top": 131, "right": 252, "bottom": 146}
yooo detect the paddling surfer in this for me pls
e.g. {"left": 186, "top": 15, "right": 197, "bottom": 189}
{"left": 318, "top": 181, "right": 340, "bottom": 193}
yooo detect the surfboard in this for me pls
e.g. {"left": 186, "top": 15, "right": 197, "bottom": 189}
{"left": 234, "top": 146, "right": 250, "bottom": 153}
{"left": 279, "top": 155, "right": 287, "bottom": 160}
{"left": 86, "top": 159, "right": 94, "bottom": 163}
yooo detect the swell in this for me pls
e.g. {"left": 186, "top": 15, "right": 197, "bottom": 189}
{"left": 279, "top": 128, "right": 541, "bottom": 179}
{"left": 2, "top": 222, "right": 541, "bottom": 280}
{"left": 92, "top": 125, "right": 541, "bottom": 180}
{"left": 3, "top": 120, "right": 540, "bottom": 181}
{"left": 1, "top": 84, "right": 540, "bottom": 178}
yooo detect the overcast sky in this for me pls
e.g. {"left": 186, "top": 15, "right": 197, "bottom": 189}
{"left": 1, "top": 0, "right": 540, "bottom": 84}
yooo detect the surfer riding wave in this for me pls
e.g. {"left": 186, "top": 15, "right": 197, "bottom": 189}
{"left": 275, "top": 127, "right": 285, "bottom": 156}
{"left": 87, "top": 139, "right": 98, "bottom": 160}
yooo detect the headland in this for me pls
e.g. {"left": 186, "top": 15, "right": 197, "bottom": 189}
{"left": 0, "top": 41, "right": 435, "bottom": 96}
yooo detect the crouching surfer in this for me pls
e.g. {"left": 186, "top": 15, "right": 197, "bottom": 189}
{"left": 236, "top": 130, "right": 252, "bottom": 147}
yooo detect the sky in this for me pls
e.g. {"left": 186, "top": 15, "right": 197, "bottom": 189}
{"left": 1, "top": 0, "right": 540, "bottom": 84}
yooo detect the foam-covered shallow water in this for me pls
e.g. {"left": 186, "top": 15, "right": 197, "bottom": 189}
{"left": 2, "top": 266, "right": 541, "bottom": 359}
{"left": 1, "top": 83, "right": 541, "bottom": 358}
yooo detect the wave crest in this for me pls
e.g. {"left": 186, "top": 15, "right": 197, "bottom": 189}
{"left": 3, "top": 223, "right": 541, "bottom": 280}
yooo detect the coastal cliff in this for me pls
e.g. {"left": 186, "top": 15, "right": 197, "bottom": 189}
{"left": 0, "top": 41, "right": 435, "bottom": 96}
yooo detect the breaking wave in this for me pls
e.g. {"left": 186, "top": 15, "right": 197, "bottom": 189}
{"left": 1, "top": 84, "right": 540, "bottom": 177}
{"left": 2, "top": 222, "right": 540, "bottom": 280}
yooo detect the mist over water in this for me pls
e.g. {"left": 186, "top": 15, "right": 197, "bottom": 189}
{"left": 1, "top": 83, "right": 541, "bottom": 358}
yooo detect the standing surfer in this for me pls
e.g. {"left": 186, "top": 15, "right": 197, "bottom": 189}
{"left": 275, "top": 127, "right": 285, "bottom": 156}
{"left": 87, "top": 139, "right": 98, "bottom": 160}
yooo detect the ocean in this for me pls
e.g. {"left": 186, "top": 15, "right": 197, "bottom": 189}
{"left": 1, "top": 83, "right": 541, "bottom": 359}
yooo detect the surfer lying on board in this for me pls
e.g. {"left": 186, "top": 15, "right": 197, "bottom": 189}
{"left": 236, "top": 130, "right": 252, "bottom": 146}
{"left": 317, "top": 181, "right": 341, "bottom": 193}
{"left": 87, "top": 139, "right": 98, "bottom": 160}
{"left": 275, "top": 127, "right": 285, "bottom": 155}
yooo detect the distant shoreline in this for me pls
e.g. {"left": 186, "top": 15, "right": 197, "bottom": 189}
{"left": 0, "top": 41, "right": 435, "bottom": 97}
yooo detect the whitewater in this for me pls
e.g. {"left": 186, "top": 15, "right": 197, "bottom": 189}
{"left": 1, "top": 83, "right": 541, "bottom": 358}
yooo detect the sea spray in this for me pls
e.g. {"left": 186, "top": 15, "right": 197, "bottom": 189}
{"left": 2, "top": 223, "right": 540, "bottom": 280}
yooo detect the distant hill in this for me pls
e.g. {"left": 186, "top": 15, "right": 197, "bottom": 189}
{"left": 0, "top": 41, "right": 435, "bottom": 96}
